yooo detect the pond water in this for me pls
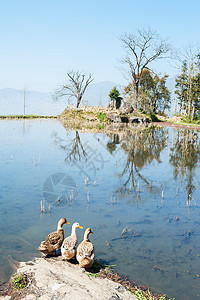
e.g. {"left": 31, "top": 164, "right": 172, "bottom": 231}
{"left": 0, "top": 119, "right": 200, "bottom": 300}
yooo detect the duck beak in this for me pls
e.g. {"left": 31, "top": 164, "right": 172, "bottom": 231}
{"left": 66, "top": 221, "right": 70, "bottom": 224}
{"left": 90, "top": 230, "right": 93, "bottom": 234}
{"left": 79, "top": 225, "right": 83, "bottom": 229}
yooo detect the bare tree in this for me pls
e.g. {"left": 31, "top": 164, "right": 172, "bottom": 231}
{"left": 56, "top": 71, "right": 94, "bottom": 108}
{"left": 23, "top": 87, "right": 27, "bottom": 116}
{"left": 121, "top": 28, "right": 170, "bottom": 109}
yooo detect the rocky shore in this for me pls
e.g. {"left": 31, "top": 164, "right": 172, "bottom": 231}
{"left": 0, "top": 257, "right": 137, "bottom": 300}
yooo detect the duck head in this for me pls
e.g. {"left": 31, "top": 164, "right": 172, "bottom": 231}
{"left": 57, "top": 218, "right": 70, "bottom": 230}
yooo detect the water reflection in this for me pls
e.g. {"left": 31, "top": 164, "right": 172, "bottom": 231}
{"left": 53, "top": 126, "right": 200, "bottom": 209}
{"left": 106, "top": 127, "right": 168, "bottom": 200}
{"left": 170, "top": 129, "right": 200, "bottom": 216}
{"left": 106, "top": 134, "right": 120, "bottom": 154}
{"left": 53, "top": 130, "right": 87, "bottom": 163}
{"left": 52, "top": 130, "right": 109, "bottom": 179}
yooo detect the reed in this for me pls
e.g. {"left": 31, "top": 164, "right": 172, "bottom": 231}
{"left": 87, "top": 189, "right": 90, "bottom": 203}
{"left": 40, "top": 200, "right": 45, "bottom": 213}
{"left": 93, "top": 180, "right": 98, "bottom": 187}
{"left": 84, "top": 177, "right": 89, "bottom": 186}
{"left": 121, "top": 226, "right": 128, "bottom": 236}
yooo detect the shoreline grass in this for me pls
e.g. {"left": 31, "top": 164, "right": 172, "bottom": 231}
{"left": 87, "top": 261, "right": 174, "bottom": 300}
{"left": 0, "top": 114, "right": 57, "bottom": 119}
{"left": 173, "top": 120, "right": 200, "bottom": 127}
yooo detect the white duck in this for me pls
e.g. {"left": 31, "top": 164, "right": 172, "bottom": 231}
{"left": 76, "top": 228, "right": 95, "bottom": 268}
{"left": 61, "top": 222, "right": 83, "bottom": 260}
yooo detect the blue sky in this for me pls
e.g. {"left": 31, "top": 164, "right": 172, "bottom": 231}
{"left": 0, "top": 0, "right": 200, "bottom": 92}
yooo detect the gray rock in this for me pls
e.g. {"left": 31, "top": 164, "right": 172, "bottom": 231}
{"left": 121, "top": 116, "right": 129, "bottom": 123}
{"left": 119, "top": 100, "right": 133, "bottom": 114}
{"left": 143, "top": 117, "right": 150, "bottom": 123}
{"left": 129, "top": 116, "right": 145, "bottom": 125}
{"left": 11, "top": 257, "right": 137, "bottom": 300}
{"left": 107, "top": 101, "right": 116, "bottom": 110}
{"left": 108, "top": 98, "right": 133, "bottom": 114}
{"left": 130, "top": 117, "right": 140, "bottom": 124}
{"left": 106, "top": 113, "right": 121, "bottom": 123}
{"left": 138, "top": 117, "right": 144, "bottom": 124}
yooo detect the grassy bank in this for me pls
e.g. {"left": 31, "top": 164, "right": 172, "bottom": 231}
{"left": 58, "top": 107, "right": 151, "bottom": 133}
{"left": 157, "top": 114, "right": 200, "bottom": 127}
{"left": 1, "top": 110, "right": 200, "bottom": 132}
{"left": 0, "top": 115, "right": 57, "bottom": 119}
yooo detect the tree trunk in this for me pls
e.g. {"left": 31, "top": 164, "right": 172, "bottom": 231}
{"left": 187, "top": 66, "right": 194, "bottom": 119}
{"left": 76, "top": 96, "right": 82, "bottom": 108}
{"left": 187, "top": 80, "right": 192, "bottom": 118}
{"left": 191, "top": 105, "right": 195, "bottom": 121}
{"left": 134, "top": 83, "right": 139, "bottom": 110}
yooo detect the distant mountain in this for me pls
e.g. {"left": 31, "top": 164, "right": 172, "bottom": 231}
{"left": 0, "top": 81, "right": 123, "bottom": 116}
{"left": 0, "top": 79, "right": 176, "bottom": 116}
{"left": 0, "top": 88, "right": 64, "bottom": 116}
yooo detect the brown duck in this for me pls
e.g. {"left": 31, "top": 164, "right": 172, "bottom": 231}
{"left": 76, "top": 228, "right": 94, "bottom": 268}
{"left": 37, "top": 217, "right": 70, "bottom": 256}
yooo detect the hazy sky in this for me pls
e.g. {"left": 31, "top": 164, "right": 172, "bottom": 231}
{"left": 0, "top": 0, "right": 200, "bottom": 92}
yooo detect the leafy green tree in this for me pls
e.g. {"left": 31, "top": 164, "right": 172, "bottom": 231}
{"left": 125, "top": 69, "right": 171, "bottom": 114}
{"left": 175, "top": 61, "right": 188, "bottom": 114}
{"left": 109, "top": 86, "right": 120, "bottom": 101}
{"left": 139, "top": 70, "right": 170, "bottom": 113}
{"left": 175, "top": 54, "right": 200, "bottom": 120}
{"left": 108, "top": 86, "right": 120, "bottom": 107}
{"left": 192, "top": 55, "right": 200, "bottom": 120}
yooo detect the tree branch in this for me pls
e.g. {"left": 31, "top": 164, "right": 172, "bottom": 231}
{"left": 55, "top": 71, "right": 94, "bottom": 108}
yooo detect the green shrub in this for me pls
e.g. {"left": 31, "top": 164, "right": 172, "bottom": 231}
{"left": 147, "top": 113, "right": 160, "bottom": 122}
{"left": 98, "top": 112, "right": 106, "bottom": 122}
{"left": 98, "top": 123, "right": 104, "bottom": 130}
{"left": 109, "top": 86, "right": 120, "bottom": 101}
{"left": 181, "top": 117, "right": 200, "bottom": 125}
{"left": 12, "top": 273, "right": 27, "bottom": 289}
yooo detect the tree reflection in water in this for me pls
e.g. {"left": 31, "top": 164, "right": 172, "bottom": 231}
{"left": 53, "top": 130, "right": 87, "bottom": 163}
{"left": 106, "top": 134, "right": 120, "bottom": 154}
{"left": 106, "top": 127, "right": 168, "bottom": 198}
{"left": 169, "top": 128, "right": 200, "bottom": 213}
{"left": 52, "top": 126, "right": 200, "bottom": 212}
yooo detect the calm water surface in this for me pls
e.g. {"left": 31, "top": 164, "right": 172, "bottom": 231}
{"left": 0, "top": 119, "right": 200, "bottom": 300}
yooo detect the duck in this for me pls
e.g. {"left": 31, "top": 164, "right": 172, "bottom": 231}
{"left": 61, "top": 222, "right": 83, "bottom": 260}
{"left": 76, "top": 228, "right": 95, "bottom": 268}
{"left": 37, "top": 217, "right": 70, "bottom": 256}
